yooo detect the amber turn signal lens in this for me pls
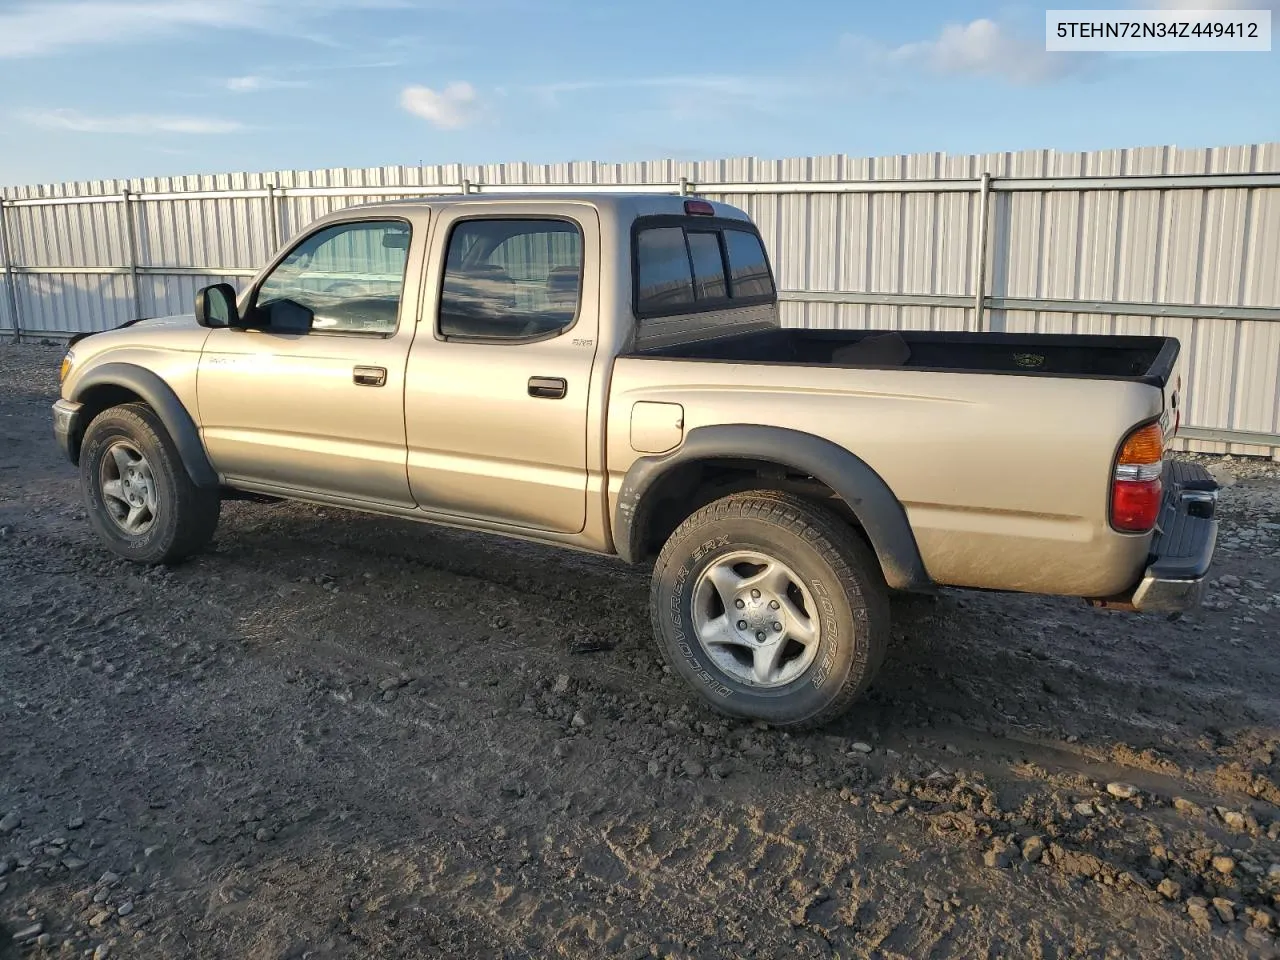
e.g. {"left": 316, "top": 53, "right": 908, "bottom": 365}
{"left": 1116, "top": 422, "right": 1163, "bottom": 466}
{"left": 59, "top": 351, "right": 74, "bottom": 384}
{"left": 1111, "top": 421, "right": 1166, "bottom": 533}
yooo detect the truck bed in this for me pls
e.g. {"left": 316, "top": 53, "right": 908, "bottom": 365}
{"left": 628, "top": 328, "right": 1179, "bottom": 387}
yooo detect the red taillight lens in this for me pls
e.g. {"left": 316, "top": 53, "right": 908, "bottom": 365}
{"left": 1112, "top": 478, "right": 1162, "bottom": 532}
{"left": 684, "top": 199, "right": 715, "bottom": 216}
{"left": 1111, "top": 422, "right": 1164, "bottom": 533}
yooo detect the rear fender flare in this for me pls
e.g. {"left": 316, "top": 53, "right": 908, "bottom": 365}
{"left": 615, "top": 424, "right": 932, "bottom": 592}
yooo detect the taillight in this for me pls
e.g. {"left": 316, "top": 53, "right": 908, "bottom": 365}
{"left": 1111, "top": 422, "right": 1164, "bottom": 533}
{"left": 684, "top": 199, "right": 715, "bottom": 216}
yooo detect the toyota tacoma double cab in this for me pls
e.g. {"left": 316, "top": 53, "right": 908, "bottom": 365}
{"left": 52, "top": 192, "right": 1219, "bottom": 728}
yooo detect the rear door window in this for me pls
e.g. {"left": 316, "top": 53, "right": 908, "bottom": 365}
{"left": 438, "top": 218, "right": 583, "bottom": 340}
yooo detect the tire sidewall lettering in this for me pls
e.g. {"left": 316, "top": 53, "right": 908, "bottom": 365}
{"left": 669, "top": 535, "right": 733, "bottom": 698}
{"left": 808, "top": 577, "right": 841, "bottom": 689}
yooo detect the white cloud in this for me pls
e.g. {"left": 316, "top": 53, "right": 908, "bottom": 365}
{"left": 891, "top": 18, "right": 1095, "bottom": 85}
{"left": 18, "top": 108, "right": 243, "bottom": 134}
{"left": 400, "top": 82, "right": 479, "bottom": 129}
{"left": 223, "top": 75, "right": 309, "bottom": 92}
{"left": 0, "top": 0, "right": 410, "bottom": 59}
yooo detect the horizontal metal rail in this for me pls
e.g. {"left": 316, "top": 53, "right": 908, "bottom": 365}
{"left": 4, "top": 194, "right": 127, "bottom": 207}
{"left": 776, "top": 291, "right": 1280, "bottom": 323}
{"left": 988, "top": 296, "right": 1280, "bottom": 322}
{"left": 2, "top": 182, "right": 682, "bottom": 207}
{"left": 781, "top": 291, "right": 971, "bottom": 309}
{"left": 700, "top": 172, "right": 1280, "bottom": 194}
{"left": 991, "top": 172, "right": 1280, "bottom": 192}
{"left": 6, "top": 170, "right": 1280, "bottom": 207}
{"left": 1177, "top": 426, "right": 1280, "bottom": 448}
{"left": 12, "top": 265, "right": 257, "bottom": 277}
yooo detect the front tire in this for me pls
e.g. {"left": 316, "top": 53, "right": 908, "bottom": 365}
{"left": 650, "top": 490, "right": 889, "bottom": 729}
{"left": 80, "top": 403, "right": 220, "bottom": 564}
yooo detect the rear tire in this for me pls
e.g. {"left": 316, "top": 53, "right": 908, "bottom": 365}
{"left": 650, "top": 490, "right": 889, "bottom": 729}
{"left": 80, "top": 403, "right": 220, "bottom": 564}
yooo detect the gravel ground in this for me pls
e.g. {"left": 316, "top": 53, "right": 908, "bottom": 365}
{"left": 2, "top": 342, "right": 1279, "bottom": 960}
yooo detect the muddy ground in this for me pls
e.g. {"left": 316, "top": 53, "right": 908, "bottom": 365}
{"left": 1, "top": 341, "right": 1279, "bottom": 960}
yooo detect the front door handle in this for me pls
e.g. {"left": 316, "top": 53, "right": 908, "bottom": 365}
{"left": 353, "top": 365, "right": 387, "bottom": 387}
{"left": 528, "top": 376, "right": 567, "bottom": 399}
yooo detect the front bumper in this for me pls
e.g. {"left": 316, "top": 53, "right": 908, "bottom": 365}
{"left": 52, "top": 398, "right": 83, "bottom": 464}
{"left": 1130, "top": 460, "right": 1219, "bottom": 614}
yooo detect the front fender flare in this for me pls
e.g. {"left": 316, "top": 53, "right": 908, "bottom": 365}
{"left": 614, "top": 424, "right": 932, "bottom": 592}
{"left": 70, "top": 362, "right": 219, "bottom": 488}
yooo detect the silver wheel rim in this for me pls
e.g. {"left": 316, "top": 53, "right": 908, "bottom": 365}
{"left": 691, "top": 549, "right": 821, "bottom": 688}
{"left": 99, "top": 440, "right": 159, "bottom": 536}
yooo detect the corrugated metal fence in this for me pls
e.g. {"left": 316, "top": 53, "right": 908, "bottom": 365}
{"left": 3, "top": 143, "right": 1279, "bottom": 457}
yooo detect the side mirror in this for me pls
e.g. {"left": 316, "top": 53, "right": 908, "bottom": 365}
{"left": 195, "top": 283, "right": 239, "bottom": 328}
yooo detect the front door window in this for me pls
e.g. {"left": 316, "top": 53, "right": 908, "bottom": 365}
{"left": 254, "top": 220, "right": 411, "bottom": 335}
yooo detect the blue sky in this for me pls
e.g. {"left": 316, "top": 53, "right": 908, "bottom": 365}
{"left": 1, "top": 0, "right": 1277, "bottom": 187}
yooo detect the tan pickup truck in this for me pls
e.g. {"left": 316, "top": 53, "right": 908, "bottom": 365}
{"left": 52, "top": 193, "right": 1219, "bottom": 727}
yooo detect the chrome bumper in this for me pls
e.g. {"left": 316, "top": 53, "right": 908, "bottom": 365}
{"left": 1131, "top": 573, "right": 1209, "bottom": 614}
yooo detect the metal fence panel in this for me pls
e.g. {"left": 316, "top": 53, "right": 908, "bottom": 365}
{"left": 3, "top": 142, "right": 1279, "bottom": 457}
{"left": 16, "top": 272, "right": 134, "bottom": 333}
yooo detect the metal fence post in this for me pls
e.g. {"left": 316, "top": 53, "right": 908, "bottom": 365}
{"left": 121, "top": 188, "right": 143, "bottom": 319}
{"left": 0, "top": 198, "right": 22, "bottom": 343}
{"left": 679, "top": 176, "right": 690, "bottom": 196}
{"left": 266, "top": 183, "right": 281, "bottom": 256}
{"left": 972, "top": 172, "right": 992, "bottom": 332}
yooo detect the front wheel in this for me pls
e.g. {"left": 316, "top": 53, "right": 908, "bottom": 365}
{"left": 650, "top": 490, "right": 889, "bottom": 729}
{"left": 80, "top": 403, "right": 221, "bottom": 564}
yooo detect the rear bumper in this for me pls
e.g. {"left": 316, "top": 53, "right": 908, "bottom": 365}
{"left": 1130, "top": 461, "right": 1219, "bottom": 614}
{"left": 52, "top": 398, "right": 83, "bottom": 464}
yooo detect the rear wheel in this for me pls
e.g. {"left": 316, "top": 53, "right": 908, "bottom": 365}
{"left": 650, "top": 490, "right": 889, "bottom": 728}
{"left": 81, "top": 403, "right": 220, "bottom": 564}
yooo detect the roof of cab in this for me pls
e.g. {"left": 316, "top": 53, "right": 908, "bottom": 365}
{"left": 312, "top": 192, "right": 751, "bottom": 224}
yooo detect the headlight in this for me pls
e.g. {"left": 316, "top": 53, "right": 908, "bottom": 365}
{"left": 59, "top": 350, "right": 75, "bottom": 384}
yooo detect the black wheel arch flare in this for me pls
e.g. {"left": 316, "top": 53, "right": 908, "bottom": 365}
{"left": 69, "top": 362, "right": 219, "bottom": 489}
{"left": 614, "top": 424, "right": 933, "bottom": 593}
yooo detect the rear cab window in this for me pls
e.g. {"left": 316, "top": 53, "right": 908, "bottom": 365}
{"left": 633, "top": 215, "right": 776, "bottom": 319}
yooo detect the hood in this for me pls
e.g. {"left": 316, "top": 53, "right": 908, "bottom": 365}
{"left": 128, "top": 313, "right": 201, "bottom": 330}
{"left": 67, "top": 312, "right": 202, "bottom": 349}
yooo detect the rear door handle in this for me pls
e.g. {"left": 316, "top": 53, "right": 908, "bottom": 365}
{"left": 528, "top": 376, "right": 567, "bottom": 399}
{"left": 353, "top": 365, "right": 387, "bottom": 387}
